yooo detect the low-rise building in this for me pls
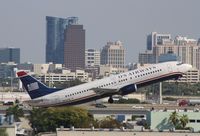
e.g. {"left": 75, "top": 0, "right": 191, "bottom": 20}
{"left": 138, "top": 50, "right": 155, "bottom": 64}
{"left": 0, "top": 115, "right": 15, "bottom": 136}
{"left": 33, "top": 63, "right": 62, "bottom": 75}
{"left": 99, "top": 65, "right": 128, "bottom": 77}
{"left": 38, "top": 69, "right": 90, "bottom": 83}
{"left": 147, "top": 110, "right": 200, "bottom": 132}
{"left": 168, "top": 68, "right": 200, "bottom": 83}
{"left": 55, "top": 128, "right": 200, "bottom": 136}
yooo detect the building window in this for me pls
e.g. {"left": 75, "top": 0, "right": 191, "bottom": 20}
{"left": 189, "top": 119, "right": 195, "bottom": 123}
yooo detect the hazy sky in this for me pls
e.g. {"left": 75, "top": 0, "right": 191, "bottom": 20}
{"left": 0, "top": 0, "right": 199, "bottom": 63}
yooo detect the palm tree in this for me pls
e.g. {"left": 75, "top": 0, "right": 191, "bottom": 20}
{"left": 169, "top": 111, "right": 179, "bottom": 127}
{"left": 179, "top": 114, "right": 189, "bottom": 129}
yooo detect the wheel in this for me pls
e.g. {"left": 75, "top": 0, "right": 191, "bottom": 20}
{"left": 108, "top": 96, "right": 114, "bottom": 103}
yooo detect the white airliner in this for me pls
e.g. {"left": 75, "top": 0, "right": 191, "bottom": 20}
{"left": 17, "top": 61, "right": 192, "bottom": 107}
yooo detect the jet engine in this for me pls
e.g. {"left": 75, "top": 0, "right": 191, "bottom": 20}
{"left": 119, "top": 84, "right": 137, "bottom": 95}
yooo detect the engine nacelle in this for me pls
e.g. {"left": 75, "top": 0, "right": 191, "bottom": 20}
{"left": 119, "top": 84, "right": 137, "bottom": 95}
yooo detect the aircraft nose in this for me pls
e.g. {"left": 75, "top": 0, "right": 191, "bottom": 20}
{"left": 186, "top": 64, "right": 192, "bottom": 70}
{"left": 183, "top": 64, "right": 192, "bottom": 71}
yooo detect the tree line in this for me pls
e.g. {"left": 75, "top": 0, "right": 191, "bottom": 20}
{"left": 6, "top": 105, "right": 121, "bottom": 134}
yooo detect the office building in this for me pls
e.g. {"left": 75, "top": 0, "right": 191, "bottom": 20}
{"left": 17, "top": 62, "right": 33, "bottom": 71}
{"left": 33, "top": 63, "right": 62, "bottom": 75}
{"left": 64, "top": 25, "right": 85, "bottom": 70}
{"left": 138, "top": 50, "right": 155, "bottom": 64}
{"left": 85, "top": 49, "right": 100, "bottom": 79}
{"left": 0, "top": 62, "right": 17, "bottom": 78}
{"left": 147, "top": 32, "right": 172, "bottom": 51}
{"left": 38, "top": 69, "right": 90, "bottom": 83}
{"left": 85, "top": 49, "right": 100, "bottom": 67}
{"left": 158, "top": 53, "right": 178, "bottom": 62}
{"left": 46, "top": 16, "right": 78, "bottom": 64}
{"left": 174, "top": 35, "right": 197, "bottom": 45}
{"left": 198, "top": 38, "right": 200, "bottom": 45}
{"left": 101, "top": 41, "right": 125, "bottom": 68}
{"left": 168, "top": 68, "right": 199, "bottom": 83}
{"left": 147, "top": 110, "right": 200, "bottom": 132}
{"left": 99, "top": 65, "right": 128, "bottom": 77}
{"left": 0, "top": 47, "right": 20, "bottom": 64}
{"left": 153, "top": 43, "right": 200, "bottom": 69}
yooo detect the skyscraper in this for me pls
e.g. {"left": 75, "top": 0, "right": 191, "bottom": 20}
{"left": 101, "top": 41, "right": 125, "bottom": 68}
{"left": 0, "top": 47, "right": 20, "bottom": 64}
{"left": 46, "top": 16, "right": 78, "bottom": 64}
{"left": 64, "top": 25, "right": 85, "bottom": 70}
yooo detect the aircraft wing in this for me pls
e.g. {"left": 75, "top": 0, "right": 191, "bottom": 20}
{"left": 92, "top": 88, "right": 118, "bottom": 95}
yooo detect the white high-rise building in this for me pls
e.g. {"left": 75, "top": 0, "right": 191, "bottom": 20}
{"left": 85, "top": 49, "right": 100, "bottom": 67}
{"left": 153, "top": 43, "right": 200, "bottom": 69}
{"left": 101, "top": 41, "right": 125, "bottom": 68}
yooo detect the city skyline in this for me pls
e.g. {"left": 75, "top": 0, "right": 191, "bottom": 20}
{"left": 0, "top": 0, "right": 199, "bottom": 63}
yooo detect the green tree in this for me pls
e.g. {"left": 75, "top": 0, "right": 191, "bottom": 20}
{"left": 169, "top": 111, "right": 179, "bottom": 127}
{"left": 28, "top": 107, "right": 94, "bottom": 134}
{"left": 97, "top": 116, "right": 121, "bottom": 129}
{"left": 179, "top": 114, "right": 189, "bottom": 128}
{"left": 6, "top": 105, "right": 24, "bottom": 122}
{"left": 0, "top": 128, "right": 8, "bottom": 136}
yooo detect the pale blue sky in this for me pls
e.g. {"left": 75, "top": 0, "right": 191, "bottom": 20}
{"left": 0, "top": 0, "right": 199, "bottom": 63}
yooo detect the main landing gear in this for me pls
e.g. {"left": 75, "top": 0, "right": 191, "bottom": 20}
{"left": 175, "top": 75, "right": 182, "bottom": 85}
{"left": 108, "top": 96, "right": 114, "bottom": 103}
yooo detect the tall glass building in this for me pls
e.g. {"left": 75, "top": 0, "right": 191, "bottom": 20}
{"left": 0, "top": 47, "right": 20, "bottom": 64}
{"left": 46, "top": 16, "right": 78, "bottom": 64}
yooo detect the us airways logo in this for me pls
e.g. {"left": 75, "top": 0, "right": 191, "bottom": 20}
{"left": 27, "top": 82, "right": 39, "bottom": 91}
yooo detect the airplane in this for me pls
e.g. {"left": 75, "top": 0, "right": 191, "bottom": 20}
{"left": 17, "top": 61, "right": 192, "bottom": 107}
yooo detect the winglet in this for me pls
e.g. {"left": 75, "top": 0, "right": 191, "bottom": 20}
{"left": 17, "top": 71, "right": 27, "bottom": 77}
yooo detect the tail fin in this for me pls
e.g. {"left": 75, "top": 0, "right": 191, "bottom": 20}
{"left": 17, "top": 71, "right": 60, "bottom": 99}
